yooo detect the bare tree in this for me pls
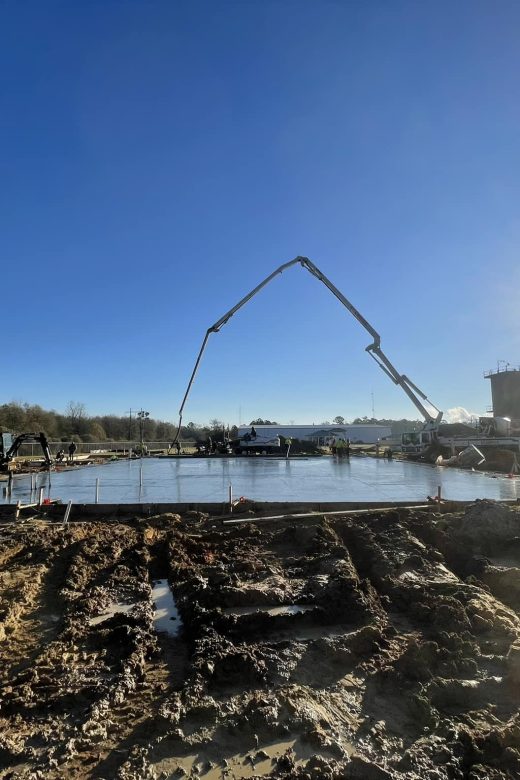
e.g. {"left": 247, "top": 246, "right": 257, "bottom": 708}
{"left": 66, "top": 401, "right": 87, "bottom": 435}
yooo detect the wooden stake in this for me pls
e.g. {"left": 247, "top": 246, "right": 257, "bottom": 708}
{"left": 63, "top": 500, "right": 72, "bottom": 525}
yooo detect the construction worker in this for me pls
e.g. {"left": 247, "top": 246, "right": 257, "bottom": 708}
{"left": 68, "top": 440, "right": 77, "bottom": 463}
{"left": 336, "top": 438, "right": 345, "bottom": 457}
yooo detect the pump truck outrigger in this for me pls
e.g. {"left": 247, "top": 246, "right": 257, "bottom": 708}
{"left": 170, "top": 256, "right": 443, "bottom": 454}
{"left": 0, "top": 432, "right": 53, "bottom": 473}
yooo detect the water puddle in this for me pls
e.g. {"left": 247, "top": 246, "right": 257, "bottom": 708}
{"left": 40, "top": 613, "right": 60, "bottom": 625}
{"left": 269, "top": 624, "right": 356, "bottom": 642}
{"left": 488, "top": 554, "right": 520, "bottom": 570}
{"left": 153, "top": 736, "right": 317, "bottom": 778}
{"left": 90, "top": 602, "right": 136, "bottom": 626}
{"left": 399, "top": 563, "right": 457, "bottom": 584}
{"left": 222, "top": 604, "right": 314, "bottom": 617}
{"left": 152, "top": 579, "right": 182, "bottom": 636}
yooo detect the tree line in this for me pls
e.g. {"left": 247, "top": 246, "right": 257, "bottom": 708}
{"left": 0, "top": 402, "right": 240, "bottom": 444}
{"left": 251, "top": 416, "right": 423, "bottom": 434}
{"left": 0, "top": 402, "right": 423, "bottom": 443}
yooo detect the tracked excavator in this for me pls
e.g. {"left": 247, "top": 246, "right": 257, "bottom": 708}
{"left": 0, "top": 432, "right": 53, "bottom": 472}
{"left": 170, "top": 256, "right": 442, "bottom": 454}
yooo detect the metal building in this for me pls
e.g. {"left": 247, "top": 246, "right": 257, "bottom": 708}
{"left": 485, "top": 365, "right": 520, "bottom": 421}
{"left": 238, "top": 423, "right": 392, "bottom": 445}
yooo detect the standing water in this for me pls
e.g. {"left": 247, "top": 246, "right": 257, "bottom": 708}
{"left": 151, "top": 579, "right": 182, "bottom": 637}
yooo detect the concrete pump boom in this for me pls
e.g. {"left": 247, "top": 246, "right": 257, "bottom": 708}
{"left": 171, "top": 256, "right": 442, "bottom": 446}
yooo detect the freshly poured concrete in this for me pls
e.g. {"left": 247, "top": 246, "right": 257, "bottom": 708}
{"left": 3, "top": 456, "right": 520, "bottom": 505}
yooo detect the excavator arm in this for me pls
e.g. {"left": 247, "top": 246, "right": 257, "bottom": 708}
{"left": 171, "top": 256, "right": 442, "bottom": 447}
{"left": 1, "top": 432, "right": 53, "bottom": 470}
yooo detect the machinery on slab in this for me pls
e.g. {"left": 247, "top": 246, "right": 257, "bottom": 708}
{"left": 0, "top": 432, "right": 53, "bottom": 472}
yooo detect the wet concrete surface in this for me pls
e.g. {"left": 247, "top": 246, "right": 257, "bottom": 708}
{"left": 2, "top": 455, "right": 520, "bottom": 505}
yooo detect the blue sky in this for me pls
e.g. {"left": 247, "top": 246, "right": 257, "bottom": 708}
{"left": 2, "top": 0, "right": 519, "bottom": 426}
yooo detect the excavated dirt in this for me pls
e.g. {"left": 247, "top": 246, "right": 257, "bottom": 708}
{"left": 2, "top": 501, "right": 520, "bottom": 779}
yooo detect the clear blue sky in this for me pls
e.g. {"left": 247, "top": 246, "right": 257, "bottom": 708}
{"left": 2, "top": 0, "right": 519, "bottom": 426}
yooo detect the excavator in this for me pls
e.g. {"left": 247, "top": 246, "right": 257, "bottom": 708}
{"left": 170, "top": 256, "right": 442, "bottom": 455}
{"left": 0, "top": 432, "right": 53, "bottom": 473}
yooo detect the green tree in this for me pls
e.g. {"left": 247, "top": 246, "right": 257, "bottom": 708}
{"left": 0, "top": 402, "right": 27, "bottom": 432}
{"left": 333, "top": 416, "right": 345, "bottom": 425}
{"left": 89, "top": 422, "right": 107, "bottom": 440}
{"left": 25, "top": 404, "right": 58, "bottom": 437}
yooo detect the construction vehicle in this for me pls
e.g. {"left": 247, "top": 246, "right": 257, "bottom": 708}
{"left": 171, "top": 256, "right": 442, "bottom": 455}
{"left": 231, "top": 429, "right": 281, "bottom": 455}
{"left": 0, "top": 432, "right": 53, "bottom": 472}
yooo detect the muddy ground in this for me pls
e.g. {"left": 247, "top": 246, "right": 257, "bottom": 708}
{"left": 1, "top": 502, "right": 520, "bottom": 779}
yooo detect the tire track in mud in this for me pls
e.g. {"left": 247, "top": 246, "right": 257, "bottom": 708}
{"left": 338, "top": 513, "right": 520, "bottom": 718}
{"left": 153, "top": 508, "right": 520, "bottom": 780}
{"left": 0, "top": 532, "right": 82, "bottom": 669}
{"left": 27, "top": 524, "right": 191, "bottom": 779}
{"left": 2, "top": 505, "right": 520, "bottom": 778}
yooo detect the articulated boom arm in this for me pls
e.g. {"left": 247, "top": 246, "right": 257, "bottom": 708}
{"left": 171, "top": 256, "right": 442, "bottom": 446}
{"left": 300, "top": 258, "right": 442, "bottom": 426}
{"left": 1, "top": 432, "right": 52, "bottom": 468}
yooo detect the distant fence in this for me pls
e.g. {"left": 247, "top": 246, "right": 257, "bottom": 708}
{"left": 15, "top": 441, "right": 195, "bottom": 457}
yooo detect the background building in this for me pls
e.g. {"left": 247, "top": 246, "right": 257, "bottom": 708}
{"left": 485, "top": 365, "right": 520, "bottom": 422}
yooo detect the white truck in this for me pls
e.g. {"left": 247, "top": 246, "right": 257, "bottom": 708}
{"left": 232, "top": 428, "right": 281, "bottom": 455}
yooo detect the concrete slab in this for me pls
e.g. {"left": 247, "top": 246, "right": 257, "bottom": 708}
{"left": 1, "top": 455, "right": 520, "bottom": 506}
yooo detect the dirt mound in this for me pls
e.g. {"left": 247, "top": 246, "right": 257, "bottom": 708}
{"left": 450, "top": 500, "right": 520, "bottom": 544}
{"left": 1, "top": 508, "right": 520, "bottom": 778}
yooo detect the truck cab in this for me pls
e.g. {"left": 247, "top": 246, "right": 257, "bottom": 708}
{"left": 400, "top": 430, "right": 435, "bottom": 454}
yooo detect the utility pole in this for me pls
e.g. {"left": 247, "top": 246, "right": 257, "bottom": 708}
{"left": 125, "top": 409, "right": 134, "bottom": 440}
{"left": 137, "top": 409, "right": 150, "bottom": 451}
